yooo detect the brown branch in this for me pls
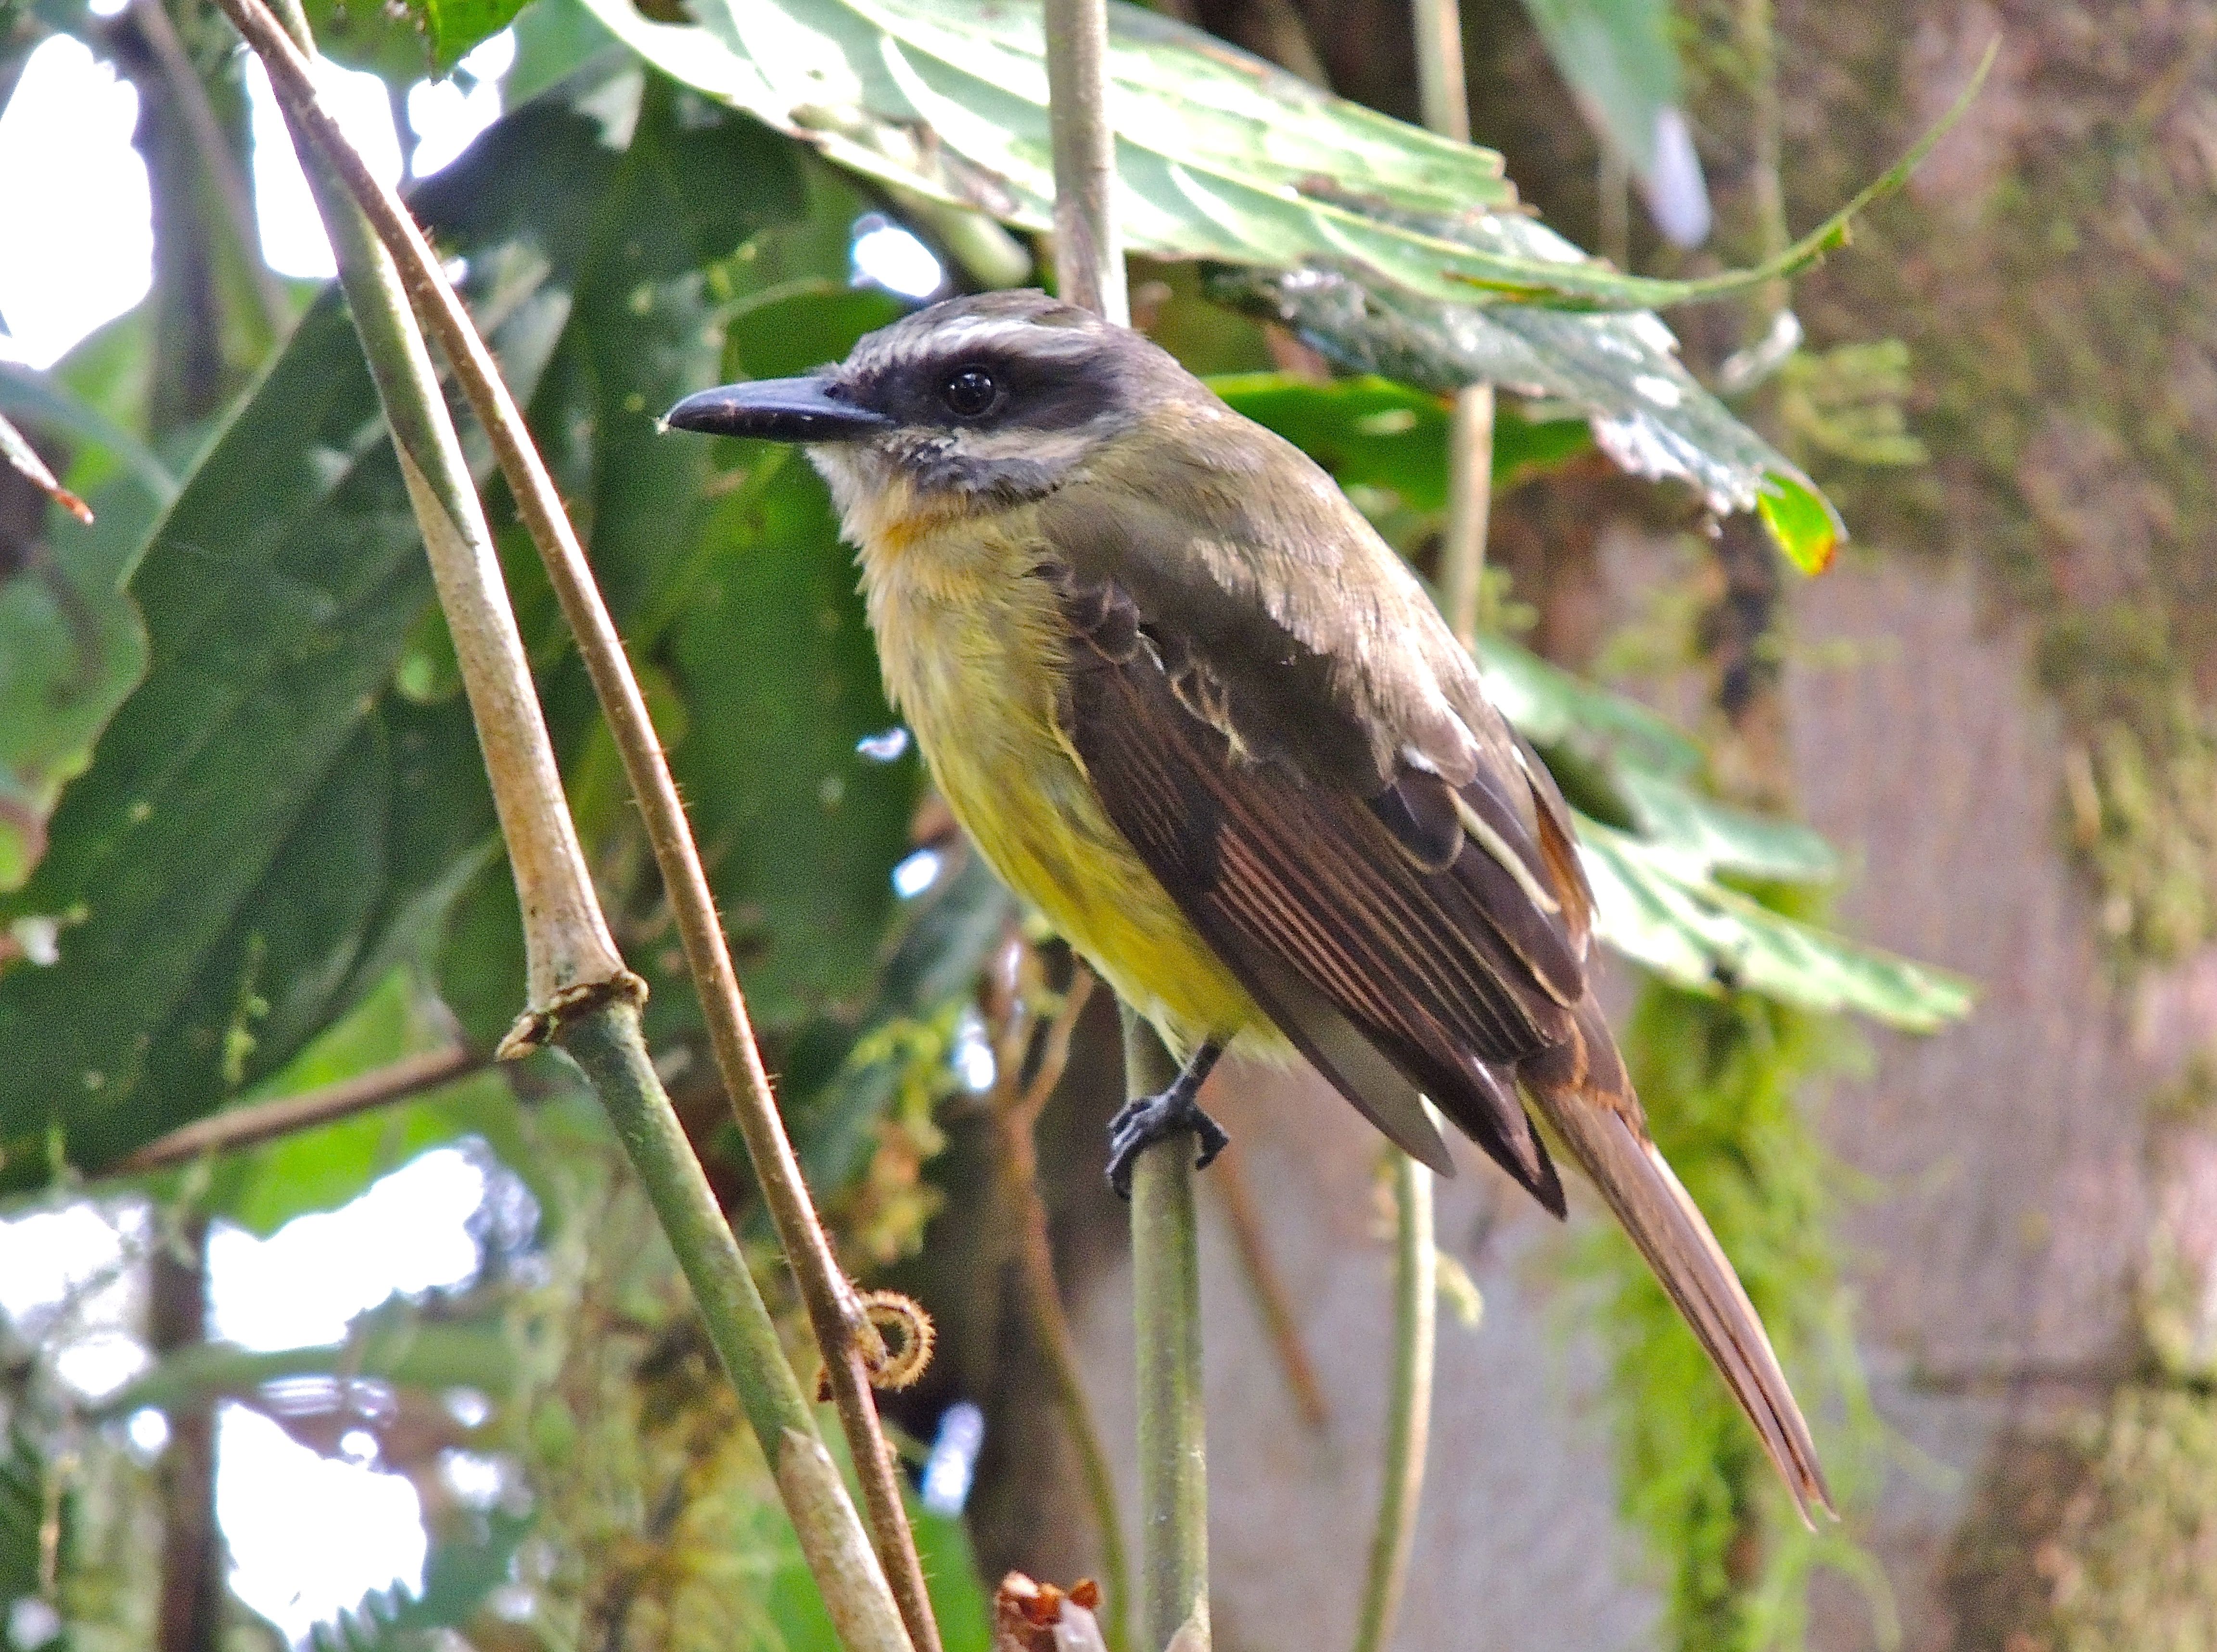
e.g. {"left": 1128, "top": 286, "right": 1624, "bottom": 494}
{"left": 118, "top": 1047, "right": 488, "bottom": 1174}
{"left": 989, "top": 963, "right": 1131, "bottom": 1652}
{"left": 204, "top": 4, "right": 937, "bottom": 1640}
{"left": 125, "top": 0, "right": 292, "bottom": 339}
{"left": 1209, "top": 1144, "right": 1329, "bottom": 1432}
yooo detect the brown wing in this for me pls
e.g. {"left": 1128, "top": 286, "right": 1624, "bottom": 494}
{"left": 1038, "top": 421, "right": 1832, "bottom": 1520}
{"left": 1055, "top": 571, "right": 1570, "bottom": 1211}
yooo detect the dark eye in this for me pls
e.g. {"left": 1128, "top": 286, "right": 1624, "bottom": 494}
{"left": 943, "top": 369, "right": 997, "bottom": 418}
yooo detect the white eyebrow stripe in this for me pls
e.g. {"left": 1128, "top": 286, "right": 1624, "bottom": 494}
{"left": 879, "top": 314, "right": 1097, "bottom": 364}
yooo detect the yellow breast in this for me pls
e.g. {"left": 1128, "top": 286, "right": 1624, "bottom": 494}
{"left": 852, "top": 497, "right": 1269, "bottom": 1057}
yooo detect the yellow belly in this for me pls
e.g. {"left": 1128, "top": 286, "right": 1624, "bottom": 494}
{"left": 857, "top": 512, "right": 1270, "bottom": 1058}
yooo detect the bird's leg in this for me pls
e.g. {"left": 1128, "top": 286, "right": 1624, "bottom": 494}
{"left": 1106, "top": 1038, "right": 1229, "bottom": 1199}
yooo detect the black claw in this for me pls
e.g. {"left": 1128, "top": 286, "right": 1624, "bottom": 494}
{"left": 1106, "top": 1086, "right": 1231, "bottom": 1199}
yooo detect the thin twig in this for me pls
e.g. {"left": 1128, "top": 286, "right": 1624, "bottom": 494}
{"left": 1409, "top": 0, "right": 1469, "bottom": 142}
{"left": 208, "top": 5, "right": 941, "bottom": 1639}
{"left": 1437, "top": 383, "right": 1494, "bottom": 650}
{"left": 1209, "top": 1144, "right": 1329, "bottom": 1432}
{"left": 234, "top": 4, "right": 914, "bottom": 1643}
{"left": 1351, "top": 1151, "right": 1435, "bottom": 1652}
{"left": 126, "top": 0, "right": 293, "bottom": 339}
{"left": 993, "top": 965, "right": 1131, "bottom": 1652}
{"left": 119, "top": 1047, "right": 487, "bottom": 1172}
{"left": 1044, "top": 0, "right": 1127, "bottom": 325}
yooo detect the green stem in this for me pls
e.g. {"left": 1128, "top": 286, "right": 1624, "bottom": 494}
{"left": 561, "top": 1001, "right": 911, "bottom": 1652}
{"left": 1408, "top": 0, "right": 1470, "bottom": 142}
{"left": 1043, "top": 0, "right": 1127, "bottom": 325}
{"left": 1123, "top": 1008, "right": 1210, "bottom": 1652}
{"left": 1437, "top": 382, "right": 1494, "bottom": 650}
{"left": 1352, "top": 1151, "right": 1435, "bottom": 1652}
{"left": 1738, "top": 0, "right": 1792, "bottom": 321}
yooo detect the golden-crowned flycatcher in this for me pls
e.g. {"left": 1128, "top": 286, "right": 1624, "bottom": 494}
{"left": 666, "top": 290, "right": 1830, "bottom": 1517}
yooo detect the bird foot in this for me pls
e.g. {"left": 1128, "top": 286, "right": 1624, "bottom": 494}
{"left": 1106, "top": 1085, "right": 1229, "bottom": 1199}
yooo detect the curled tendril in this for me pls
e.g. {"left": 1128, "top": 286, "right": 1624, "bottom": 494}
{"left": 858, "top": 1289, "right": 936, "bottom": 1390}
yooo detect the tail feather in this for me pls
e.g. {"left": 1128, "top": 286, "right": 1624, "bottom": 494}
{"left": 1520, "top": 998, "right": 1834, "bottom": 1523}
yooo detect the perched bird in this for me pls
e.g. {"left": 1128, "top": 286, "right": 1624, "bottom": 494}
{"left": 665, "top": 289, "right": 1831, "bottom": 1518}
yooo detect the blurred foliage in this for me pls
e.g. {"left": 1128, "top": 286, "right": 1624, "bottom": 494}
{"left": 1517, "top": 0, "right": 1682, "bottom": 179}
{"left": 307, "top": 1511, "right": 534, "bottom": 1652}
{"left": 511, "top": 1113, "right": 993, "bottom": 1650}
{"left": 1773, "top": 342, "right": 1926, "bottom": 471}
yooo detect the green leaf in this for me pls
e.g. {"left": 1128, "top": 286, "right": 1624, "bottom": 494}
{"left": 723, "top": 280, "right": 911, "bottom": 382}
{"left": 1519, "top": 0, "right": 1680, "bottom": 176}
{"left": 301, "top": 0, "right": 444, "bottom": 85}
{"left": 1755, "top": 469, "right": 1843, "bottom": 574}
{"left": 1209, "top": 266, "right": 1840, "bottom": 559}
{"left": 505, "top": 0, "right": 624, "bottom": 104}
{"left": 0, "top": 476, "right": 151, "bottom": 893}
{"left": 1472, "top": 633, "right": 1701, "bottom": 779}
{"left": 1613, "top": 768, "right": 1839, "bottom": 885}
{"left": 577, "top": 0, "right": 1967, "bottom": 314}
{"left": 0, "top": 59, "right": 816, "bottom": 1187}
{"left": 405, "top": 0, "right": 533, "bottom": 71}
{"left": 0, "top": 284, "right": 462, "bottom": 1177}
{"left": 1578, "top": 816, "right": 1974, "bottom": 1030}
{"left": 1464, "top": 634, "right": 1965, "bottom": 1029}
{"left": 1206, "top": 371, "right": 1592, "bottom": 512}
{"left": 661, "top": 449, "right": 918, "bottom": 1029}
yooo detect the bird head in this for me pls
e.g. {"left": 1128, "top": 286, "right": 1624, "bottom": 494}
{"left": 664, "top": 289, "right": 1200, "bottom": 521}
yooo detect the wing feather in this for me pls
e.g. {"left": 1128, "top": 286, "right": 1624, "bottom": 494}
{"left": 1032, "top": 425, "right": 1827, "bottom": 1516}
{"left": 1057, "top": 586, "right": 1565, "bottom": 1203}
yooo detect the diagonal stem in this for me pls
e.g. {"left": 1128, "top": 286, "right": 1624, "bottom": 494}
{"left": 228, "top": 3, "right": 918, "bottom": 1644}
{"left": 119, "top": 1047, "right": 486, "bottom": 1172}
{"left": 126, "top": 0, "right": 293, "bottom": 341}
{"left": 207, "top": 3, "right": 941, "bottom": 1640}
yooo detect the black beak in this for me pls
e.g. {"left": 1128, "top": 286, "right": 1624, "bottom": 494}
{"left": 663, "top": 376, "right": 892, "bottom": 443}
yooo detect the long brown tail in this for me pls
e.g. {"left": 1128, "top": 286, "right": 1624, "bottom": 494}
{"left": 1519, "top": 996, "right": 1834, "bottom": 1524}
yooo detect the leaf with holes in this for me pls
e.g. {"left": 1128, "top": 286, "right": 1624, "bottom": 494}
{"left": 573, "top": 0, "right": 1908, "bottom": 565}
